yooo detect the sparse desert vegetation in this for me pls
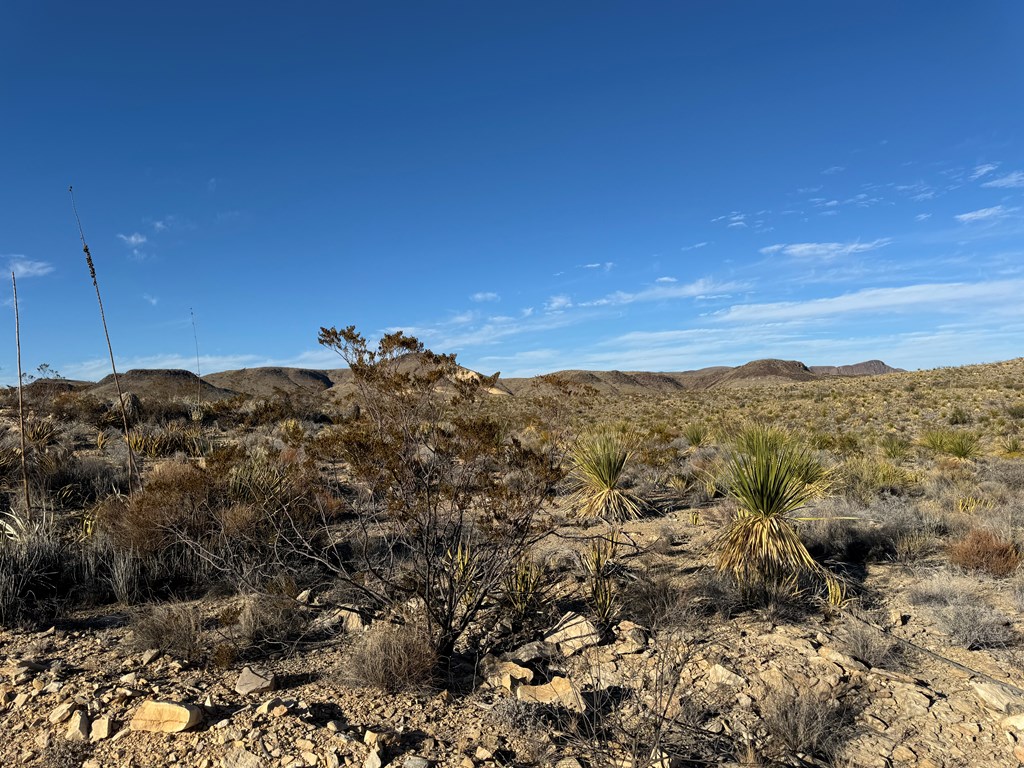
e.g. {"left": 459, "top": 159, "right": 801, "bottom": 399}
{"left": 1, "top": 340, "right": 1024, "bottom": 767}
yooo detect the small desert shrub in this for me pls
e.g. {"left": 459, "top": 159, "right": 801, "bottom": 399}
{"left": 341, "top": 620, "right": 437, "bottom": 693}
{"left": 620, "top": 574, "right": 691, "bottom": 629}
{"left": 130, "top": 602, "right": 204, "bottom": 660}
{"left": 1007, "top": 403, "right": 1024, "bottom": 419}
{"left": 760, "top": 688, "right": 854, "bottom": 762}
{"left": 840, "top": 618, "right": 903, "bottom": 669}
{"left": 567, "top": 428, "right": 648, "bottom": 521}
{"left": 94, "top": 462, "right": 217, "bottom": 553}
{"left": 948, "top": 529, "right": 1020, "bottom": 577}
{"left": 232, "top": 592, "right": 304, "bottom": 650}
{"left": 938, "top": 601, "right": 1014, "bottom": 649}
{"left": 840, "top": 456, "right": 918, "bottom": 504}
{"left": 948, "top": 405, "right": 972, "bottom": 425}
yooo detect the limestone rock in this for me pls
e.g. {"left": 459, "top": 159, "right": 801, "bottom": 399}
{"left": 972, "top": 682, "right": 1022, "bottom": 714}
{"left": 516, "top": 676, "right": 585, "bottom": 712}
{"left": 545, "top": 612, "right": 601, "bottom": 656}
{"left": 130, "top": 700, "right": 204, "bottom": 733}
{"left": 66, "top": 710, "right": 90, "bottom": 741}
{"left": 223, "top": 748, "right": 264, "bottom": 768}
{"left": 708, "top": 664, "right": 745, "bottom": 687}
{"left": 235, "top": 666, "right": 277, "bottom": 696}
{"left": 48, "top": 700, "right": 78, "bottom": 724}
{"left": 403, "top": 758, "right": 430, "bottom": 768}
{"left": 480, "top": 654, "right": 534, "bottom": 690}
{"left": 90, "top": 716, "right": 114, "bottom": 741}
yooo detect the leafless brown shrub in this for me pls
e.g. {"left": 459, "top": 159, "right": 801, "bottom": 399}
{"left": 939, "top": 600, "right": 1014, "bottom": 649}
{"left": 839, "top": 617, "right": 904, "bottom": 669}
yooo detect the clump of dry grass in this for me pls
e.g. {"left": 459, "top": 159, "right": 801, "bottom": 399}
{"left": 340, "top": 620, "right": 437, "bottom": 693}
{"left": 130, "top": 602, "right": 204, "bottom": 660}
{"left": 760, "top": 687, "right": 855, "bottom": 763}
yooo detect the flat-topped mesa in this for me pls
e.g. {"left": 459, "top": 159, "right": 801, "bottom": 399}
{"left": 810, "top": 359, "right": 905, "bottom": 377}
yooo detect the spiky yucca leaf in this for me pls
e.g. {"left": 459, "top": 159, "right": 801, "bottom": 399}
{"left": 566, "top": 429, "right": 647, "bottom": 521}
{"left": 716, "top": 432, "right": 843, "bottom": 604}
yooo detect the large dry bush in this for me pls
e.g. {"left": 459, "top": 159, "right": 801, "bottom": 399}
{"left": 316, "top": 326, "right": 560, "bottom": 660}
{"left": 94, "top": 462, "right": 217, "bottom": 553}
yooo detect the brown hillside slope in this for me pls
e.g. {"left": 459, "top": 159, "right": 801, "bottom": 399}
{"left": 88, "top": 369, "right": 237, "bottom": 402}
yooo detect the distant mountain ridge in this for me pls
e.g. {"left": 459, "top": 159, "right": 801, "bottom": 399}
{"left": 52, "top": 357, "right": 904, "bottom": 402}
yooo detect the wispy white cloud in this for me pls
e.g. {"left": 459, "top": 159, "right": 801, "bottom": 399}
{"left": 7, "top": 258, "right": 54, "bottom": 278}
{"left": 545, "top": 294, "right": 573, "bottom": 311}
{"left": 981, "top": 170, "right": 1024, "bottom": 189}
{"left": 680, "top": 241, "right": 709, "bottom": 252}
{"left": 759, "top": 238, "right": 891, "bottom": 260}
{"left": 955, "top": 205, "right": 1020, "bottom": 224}
{"left": 914, "top": 213, "right": 932, "bottom": 222}
{"left": 207, "top": 177, "right": 217, "bottom": 193}
{"left": 716, "top": 279, "right": 1024, "bottom": 324}
{"left": 822, "top": 166, "right": 845, "bottom": 175}
{"left": 143, "top": 294, "right": 159, "bottom": 306}
{"left": 655, "top": 276, "right": 677, "bottom": 283}
{"left": 581, "top": 262, "right": 614, "bottom": 271}
{"left": 577, "top": 278, "right": 744, "bottom": 308}
{"left": 117, "top": 233, "right": 147, "bottom": 247}
{"left": 470, "top": 291, "right": 500, "bottom": 302}
{"left": 970, "top": 162, "right": 1000, "bottom": 180}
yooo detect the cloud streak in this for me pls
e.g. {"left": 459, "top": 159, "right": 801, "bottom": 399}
{"left": 716, "top": 279, "right": 1024, "bottom": 324}
{"left": 955, "top": 205, "right": 1020, "bottom": 223}
{"left": 7, "top": 258, "right": 54, "bottom": 278}
{"left": 759, "top": 238, "right": 891, "bottom": 260}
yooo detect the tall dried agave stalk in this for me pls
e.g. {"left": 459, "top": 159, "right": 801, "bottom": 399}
{"left": 11, "top": 272, "right": 30, "bottom": 514}
{"left": 69, "top": 186, "right": 142, "bottom": 492}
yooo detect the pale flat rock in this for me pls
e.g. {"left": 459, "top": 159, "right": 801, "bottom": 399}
{"left": 708, "top": 663, "right": 745, "bottom": 687}
{"left": 130, "top": 700, "right": 204, "bottom": 733}
{"left": 90, "top": 716, "right": 114, "bottom": 741}
{"left": 972, "top": 682, "right": 1023, "bottom": 714}
{"left": 235, "top": 666, "right": 277, "bottom": 696}
{"left": 223, "top": 748, "right": 264, "bottom": 768}
{"left": 516, "top": 675, "right": 585, "bottom": 712}
{"left": 545, "top": 612, "right": 601, "bottom": 656}
{"left": 49, "top": 700, "right": 78, "bottom": 724}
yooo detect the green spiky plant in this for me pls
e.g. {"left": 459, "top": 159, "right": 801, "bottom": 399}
{"left": 715, "top": 427, "right": 844, "bottom": 605}
{"left": 566, "top": 428, "right": 647, "bottom": 521}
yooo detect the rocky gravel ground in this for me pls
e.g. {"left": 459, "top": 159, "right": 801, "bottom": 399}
{"left": 3, "top": 568, "right": 1024, "bottom": 768}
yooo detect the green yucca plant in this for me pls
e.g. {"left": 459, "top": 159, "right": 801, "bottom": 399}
{"left": 921, "top": 427, "right": 981, "bottom": 460}
{"left": 566, "top": 428, "right": 647, "bottom": 521}
{"left": 681, "top": 422, "right": 713, "bottom": 451}
{"left": 504, "top": 556, "right": 545, "bottom": 621}
{"left": 715, "top": 429, "right": 844, "bottom": 604}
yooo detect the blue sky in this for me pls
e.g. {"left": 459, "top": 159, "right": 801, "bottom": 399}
{"left": 3, "top": 2, "right": 1024, "bottom": 383}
